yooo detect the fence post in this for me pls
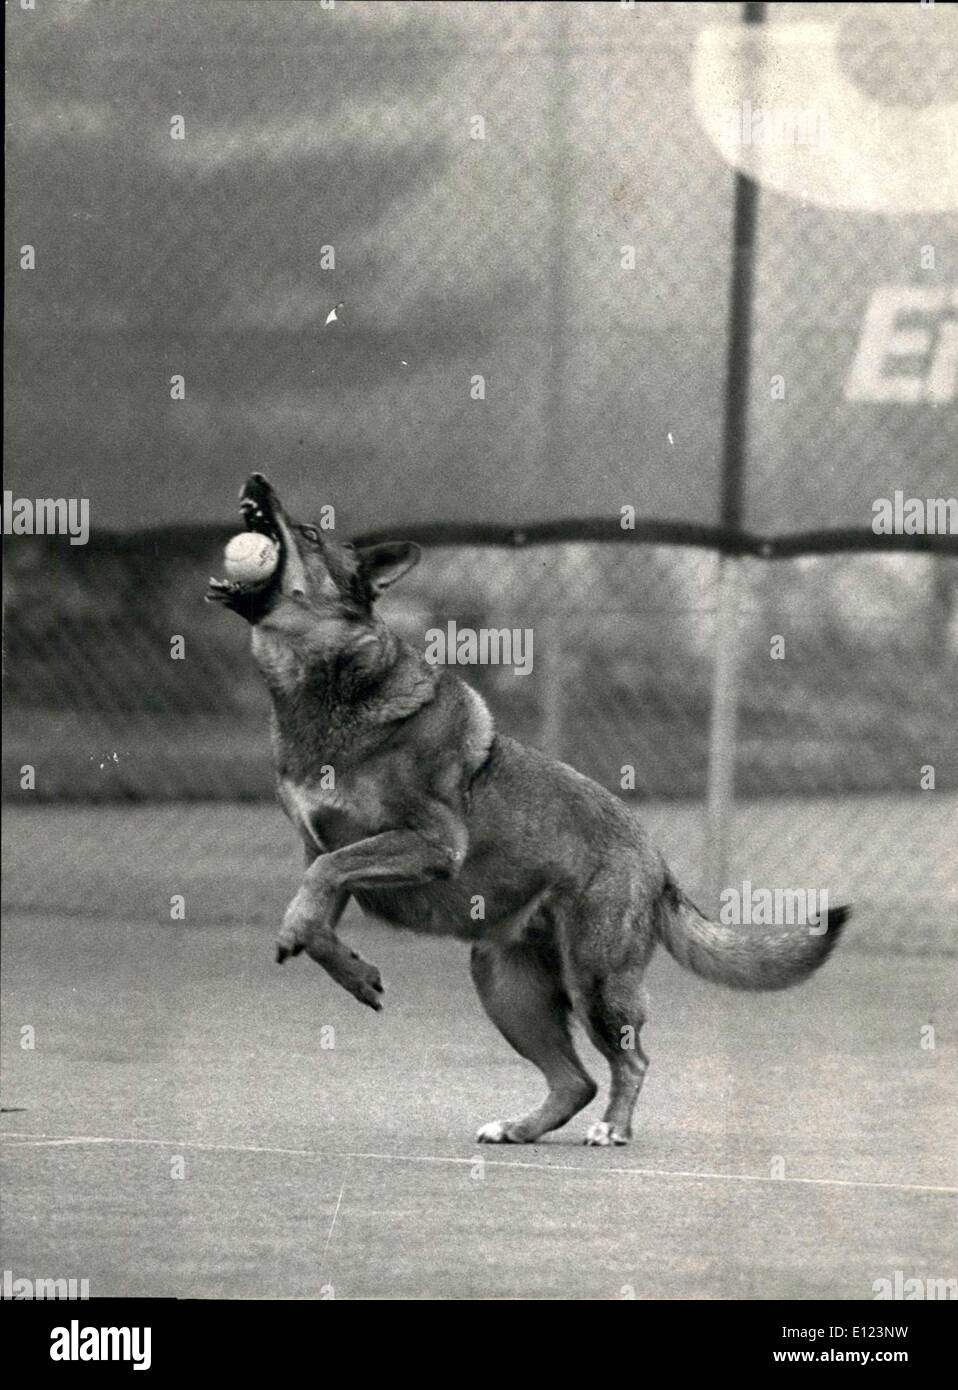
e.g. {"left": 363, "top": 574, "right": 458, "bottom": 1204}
{"left": 705, "top": 555, "right": 742, "bottom": 910}
{"left": 704, "top": 0, "right": 765, "bottom": 912}
{"left": 538, "top": 608, "right": 565, "bottom": 759}
{"left": 537, "top": 3, "right": 571, "bottom": 762}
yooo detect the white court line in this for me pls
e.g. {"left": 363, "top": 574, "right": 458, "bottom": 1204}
{"left": 1, "top": 1129, "right": 955, "bottom": 1196}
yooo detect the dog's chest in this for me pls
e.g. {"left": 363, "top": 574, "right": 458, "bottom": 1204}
{"left": 279, "top": 773, "right": 383, "bottom": 850}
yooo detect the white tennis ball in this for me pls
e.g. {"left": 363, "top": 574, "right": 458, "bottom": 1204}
{"left": 223, "top": 531, "right": 279, "bottom": 584}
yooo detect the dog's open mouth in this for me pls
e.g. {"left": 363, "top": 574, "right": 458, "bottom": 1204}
{"left": 206, "top": 474, "right": 285, "bottom": 608}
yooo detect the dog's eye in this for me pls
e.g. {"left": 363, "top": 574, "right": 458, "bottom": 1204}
{"left": 301, "top": 526, "right": 320, "bottom": 543}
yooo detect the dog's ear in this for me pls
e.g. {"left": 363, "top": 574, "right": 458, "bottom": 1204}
{"left": 356, "top": 541, "right": 421, "bottom": 598}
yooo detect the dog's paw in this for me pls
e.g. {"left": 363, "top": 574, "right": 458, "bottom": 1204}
{"left": 476, "top": 1119, "right": 525, "bottom": 1144}
{"left": 344, "top": 958, "right": 384, "bottom": 1012}
{"left": 584, "top": 1120, "right": 630, "bottom": 1147}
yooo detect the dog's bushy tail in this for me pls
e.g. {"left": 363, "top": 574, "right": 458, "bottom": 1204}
{"left": 655, "top": 877, "right": 850, "bottom": 991}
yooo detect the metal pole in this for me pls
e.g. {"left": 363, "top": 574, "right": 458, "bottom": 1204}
{"left": 704, "top": 1, "right": 765, "bottom": 911}
{"left": 538, "top": 4, "right": 571, "bottom": 759}
{"left": 705, "top": 553, "right": 743, "bottom": 909}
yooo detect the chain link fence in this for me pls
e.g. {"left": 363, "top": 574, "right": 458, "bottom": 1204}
{"left": 4, "top": 2, "right": 956, "bottom": 945}
{"left": 3, "top": 533, "right": 955, "bottom": 947}
{"left": 9, "top": 3, "right": 953, "bottom": 535}
{"left": 3, "top": 531, "right": 956, "bottom": 798}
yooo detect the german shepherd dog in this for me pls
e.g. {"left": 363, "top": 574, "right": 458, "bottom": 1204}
{"left": 208, "top": 475, "right": 849, "bottom": 1146}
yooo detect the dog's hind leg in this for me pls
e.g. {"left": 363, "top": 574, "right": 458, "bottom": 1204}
{"left": 471, "top": 941, "right": 597, "bottom": 1144}
{"left": 576, "top": 972, "right": 650, "bottom": 1147}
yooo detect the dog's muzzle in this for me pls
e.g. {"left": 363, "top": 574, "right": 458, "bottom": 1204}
{"left": 206, "top": 473, "right": 285, "bottom": 612}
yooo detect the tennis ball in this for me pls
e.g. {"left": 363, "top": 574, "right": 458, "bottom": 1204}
{"left": 223, "top": 532, "right": 279, "bottom": 584}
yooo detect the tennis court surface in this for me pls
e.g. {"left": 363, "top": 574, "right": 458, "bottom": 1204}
{"left": 2, "top": 802, "right": 955, "bottom": 1300}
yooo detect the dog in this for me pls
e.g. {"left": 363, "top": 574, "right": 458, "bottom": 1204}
{"left": 208, "top": 474, "right": 849, "bottom": 1145}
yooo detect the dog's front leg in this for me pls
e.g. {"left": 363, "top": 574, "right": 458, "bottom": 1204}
{"left": 276, "top": 884, "right": 387, "bottom": 1005}
{"left": 276, "top": 821, "right": 467, "bottom": 1010}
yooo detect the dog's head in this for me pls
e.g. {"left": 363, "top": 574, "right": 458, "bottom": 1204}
{"left": 206, "top": 474, "right": 420, "bottom": 639}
